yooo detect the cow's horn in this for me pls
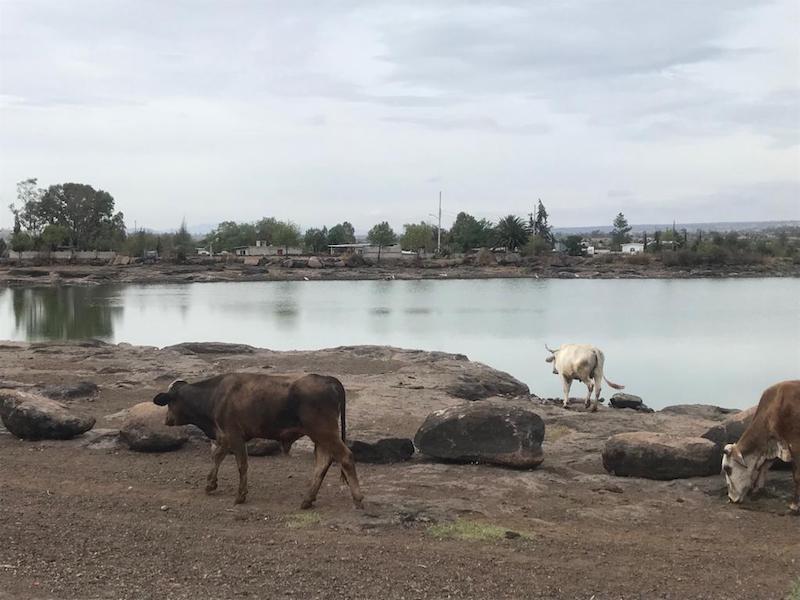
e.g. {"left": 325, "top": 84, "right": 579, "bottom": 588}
{"left": 545, "top": 344, "right": 557, "bottom": 353}
{"left": 168, "top": 379, "right": 188, "bottom": 392}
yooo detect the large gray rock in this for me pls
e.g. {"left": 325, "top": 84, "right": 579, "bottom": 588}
{"left": 0, "top": 389, "right": 95, "bottom": 440}
{"left": 609, "top": 393, "right": 653, "bottom": 413}
{"left": 660, "top": 404, "right": 739, "bottom": 421}
{"left": 701, "top": 406, "right": 756, "bottom": 447}
{"left": 164, "top": 342, "right": 255, "bottom": 355}
{"left": 348, "top": 438, "right": 415, "bottom": 464}
{"left": 414, "top": 404, "right": 545, "bottom": 469}
{"left": 119, "top": 402, "right": 188, "bottom": 452}
{"left": 35, "top": 381, "right": 99, "bottom": 400}
{"left": 246, "top": 438, "right": 282, "bottom": 456}
{"left": 602, "top": 432, "right": 722, "bottom": 480}
{"left": 445, "top": 368, "right": 529, "bottom": 401}
{"left": 307, "top": 257, "right": 323, "bottom": 269}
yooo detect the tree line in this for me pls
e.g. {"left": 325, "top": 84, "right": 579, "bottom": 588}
{"left": 4, "top": 179, "right": 797, "bottom": 264}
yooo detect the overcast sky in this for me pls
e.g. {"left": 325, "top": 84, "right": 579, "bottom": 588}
{"left": 1, "top": 0, "right": 798, "bottom": 232}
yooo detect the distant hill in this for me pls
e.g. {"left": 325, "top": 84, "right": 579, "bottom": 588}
{"left": 553, "top": 220, "right": 800, "bottom": 236}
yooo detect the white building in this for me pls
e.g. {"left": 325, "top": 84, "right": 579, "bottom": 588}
{"left": 621, "top": 243, "right": 645, "bottom": 254}
{"left": 234, "top": 240, "right": 302, "bottom": 257}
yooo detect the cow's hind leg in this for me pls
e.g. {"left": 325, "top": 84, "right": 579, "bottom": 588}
{"left": 591, "top": 376, "right": 602, "bottom": 412}
{"left": 561, "top": 376, "right": 572, "bottom": 409}
{"left": 333, "top": 440, "right": 364, "bottom": 510}
{"left": 206, "top": 438, "right": 228, "bottom": 493}
{"left": 790, "top": 449, "right": 800, "bottom": 514}
{"left": 231, "top": 438, "right": 249, "bottom": 504}
{"left": 582, "top": 378, "right": 594, "bottom": 410}
{"left": 301, "top": 444, "right": 334, "bottom": 510}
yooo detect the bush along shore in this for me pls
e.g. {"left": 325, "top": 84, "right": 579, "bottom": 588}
{"left": 1, "top": 251, "right": 798, "bottom": 287}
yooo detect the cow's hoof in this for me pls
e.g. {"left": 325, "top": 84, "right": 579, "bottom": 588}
{"left": 562, "top": 404, "right": 570, "bottom": 410}
{"left": 300, "top": 499, "right": 314, "bottom": 510}
{"left": 205, "top": 483, "right": 217, "bottom": 493}
{"left": 234, "top": 495, "right": 247, "bottom": 505}
{"left": 353, "top": 498, "right": 364, "bottom": 510}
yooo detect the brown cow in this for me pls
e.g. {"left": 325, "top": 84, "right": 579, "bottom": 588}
{"left": 153, "top": 372, "right": 364, "bottom": 510}
{"left": 722, "top": 380, "right": 800, "bottom": 513}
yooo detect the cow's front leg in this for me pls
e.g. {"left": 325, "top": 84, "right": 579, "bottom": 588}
{"left": 561, "top": 376, "right": 572, "bottom": 409}
{"left": 231, "top": 439, "right": 249, "bottom": 504}
{"left": 790, "top": 451, "right": 800, "bottom": 513}
{"left": 751, "top": 460, "right": 772, "bottom": 497}
{"left": 206, "top": 439, "right": 228, "bottom": 493}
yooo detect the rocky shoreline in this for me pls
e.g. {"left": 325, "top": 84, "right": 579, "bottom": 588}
{"left": 1, "top": 254, "right": 797, "bottom": 287}
{"left": 1, "top": 341, "right": 797, "bottom": 599}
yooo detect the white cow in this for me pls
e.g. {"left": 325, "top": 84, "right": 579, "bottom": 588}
{"left": 545, "top": 343, "right": 624, "bottom": 412}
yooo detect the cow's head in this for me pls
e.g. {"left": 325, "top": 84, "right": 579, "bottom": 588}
{"left": 722, "top": 443, "right": 758, "bottom": 503}
{"left": 153, "top": 379, "right": 189, "bottom": 426}
{"left": 544, "top": 343, "right": 558, "bottom": 363}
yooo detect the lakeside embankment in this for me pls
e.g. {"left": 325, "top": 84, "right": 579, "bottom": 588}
{"left": 1, "top": 253, "right": 798, "bottom": 286}
{"left": 0, "top": 340, "right": 797, "bottom": 599}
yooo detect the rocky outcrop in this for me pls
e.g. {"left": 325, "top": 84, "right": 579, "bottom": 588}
{"left": 348, "top": 438, "right": 415, "bottom": 464}
{"left": 602, "top": 432, "right": 722, "bottom": 480}
{"left": 307, "top": 257, "right": 323, "bottom": 269}
{"left": 246, "top": 438, "right": 282, "bottom": 456}
{"left": 609, "top": 393, "right": 653, "bottom": 413}
{"left": 445, "top": 368, "right": 529, "bottom": 401}
{"left": 660, "top": 404, "right": 739, "bottom": 421}
{"left": 701, "top": 406, "right": 756, "bottom": 447}
{"left": 414, "top": 404, "right": 545, "bottom": 469}
{"left": 35, "top": 381, "right": 99, "bottom": 400}
{"left": 119, "top": 403, "right": 188, "bottom": 452}
{"left": 164, "top": 342, "right": 256, "bottom": 355}
{"left": 0, "top": 389, "right": 95, "bottom": 440}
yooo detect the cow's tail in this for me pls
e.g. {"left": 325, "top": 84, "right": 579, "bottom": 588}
{"left": 592, "top": 348, "right": 625, "bottom": 390}
{"left": 604, "top": 376, "right": 625, "bottom": 390}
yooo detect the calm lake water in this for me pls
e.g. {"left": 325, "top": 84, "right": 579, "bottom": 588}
{"left": 1, "top": 279, "right": 798, "bottom": 409}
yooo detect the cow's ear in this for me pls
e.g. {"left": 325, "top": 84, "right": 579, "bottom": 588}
{"left": 153, "top": 393, "right": 170, "bottom": 406}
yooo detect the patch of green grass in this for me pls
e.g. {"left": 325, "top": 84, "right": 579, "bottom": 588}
{"left": 545, "top": 424, "right": 573, "bottom": 442}
{"left": 788, "top": 577, "right": 800, "bottom": 600}
{"left": 285, "top": 511, "right": 321, "bottom": 529}
{"left": 427, "top": 519, "right": 530, "bottom": 542}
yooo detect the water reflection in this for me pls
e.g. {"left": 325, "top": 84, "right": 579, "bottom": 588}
{"left": 9, "top": 286, "right": 123, "bottom": 341}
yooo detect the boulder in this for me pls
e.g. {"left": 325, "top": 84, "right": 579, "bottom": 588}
{"left": 348, "top": 438, "right": 415, "bottom": 464}
{"left": 660, "top": 404, "right": 739, "bottom": 421}
{"left": 282, "top": 258, "right": 307, "bottom": 268}
{"left": 602, "top": 432, "right": 722, "bottom": 480}
{"left": 246, "top": 438, "right": 282, "bottom": 456}
{"left": 445, "top": 369, "right": 529, "bottom": 401}
{"left": 414, "top": 404, "right": 545, "bottom": 469}
{"left": 35, "top": 381, "right": 99, "bottom": 400}
{"left": 609, "top": 393, "right": 653, "bottom": 413}
{"left": 119, "top": 403, "right": 188, "bottom": 452}
{"left": 0, "top": 390, "right": 96, "bottom": 440}
{"left": 307, "top": 257, "right": 323, "bottom": 269}
{"left": 701, "top": 406, "right": 756, "bottom": 447}
{"left": 164, "top": 342, "right": 255, "bottom": 355}
{"left": 80, "top": 428, "right": 121, "bottom": 450}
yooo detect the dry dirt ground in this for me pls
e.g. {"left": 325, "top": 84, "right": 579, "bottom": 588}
{"left": 1, "top": 342, "right": 798, "bottom": 600}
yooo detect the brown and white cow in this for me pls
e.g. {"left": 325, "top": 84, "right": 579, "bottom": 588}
{"left": 545, "top": 343, "right": 625, "bottom": 412}
{"left": 153, "top": 372, "right": 364, "bottom": 510}
{"left": 722, "top": 380, "right": 800, "bottom": 513}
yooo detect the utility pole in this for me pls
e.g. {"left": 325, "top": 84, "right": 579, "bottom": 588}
{"left": 428, "top": 191, "right": 443, "bottom": 255}
{"left": 437, "top": 191, "right": 442, "bottom": 254}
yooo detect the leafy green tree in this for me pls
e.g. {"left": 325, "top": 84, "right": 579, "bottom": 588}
{"left": 10, "top": 230, "right": 33, "bottom": 252}
{"left": 174, "top": 220, "right": 194, "bottom": 262}
{"left": 564, "top": 235, "right": 583, "bottom": 256}
{"left": 494, "top": 215, "right": 529, "bottom": 252}
{"left": 367, "top": 221, "right": 397, "bottom": 262}
{"left": 449, "top": 212, "right": 493, "bottom": 252}
{"left": 533, "top": 199, "right": 552, "bottom": 245}
{"left": 272, "top": 221, "right": 302, "bottom": 253}
{"left": 522, "top": 235, "right": 551, "bottom": 256}
{"left": 40, "top": 224, "right": 69, "bottom": 250}
{"left": 401, "top": 222, "right": 436, "bottom": 254}
{"left": 304, "top": 227, "right": 328, "bottom": 253}
{"left": 327, "top": 221, "right": 356, "bottom": 245}
{"left": 255, "top": 217, "right": 279, "bottom": 244}
{"left": 0, "top": 237, "right": 6, "bottom": 257}
{"left": 205, "top": 221, "right": 256, "bottom": 252}
{"left": 611, "top": 212, "right": 632, "bottom": 250}
{"left": 9, "top": 178, "right": 45, "bottom": 237}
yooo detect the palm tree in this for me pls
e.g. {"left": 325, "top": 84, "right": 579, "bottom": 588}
{"left": 494, "top": 215, "right": 529, "bottom": 252}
